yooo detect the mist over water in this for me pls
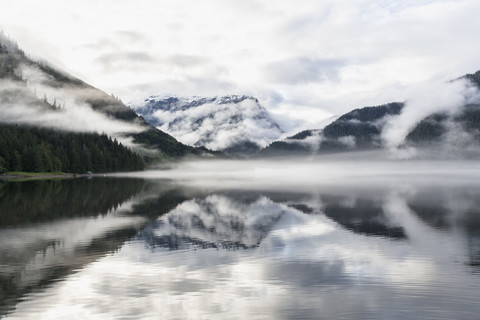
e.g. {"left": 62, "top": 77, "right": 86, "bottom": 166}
{"left": 114, "top": 156, "right": 480, "bottom": 190}
{"left": 1, "top": 162, "right": 480, "bottom": 319}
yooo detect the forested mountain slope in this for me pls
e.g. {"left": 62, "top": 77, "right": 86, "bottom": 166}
{"left": 0, "top": 33, "right": 216, "bottom": 172}
{"left": 260, "top": 70, "right": 480, "bottom": 158}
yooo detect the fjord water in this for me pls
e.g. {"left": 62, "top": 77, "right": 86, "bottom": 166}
{"left": 1, "top": 162, "right": 480, "bottom": 319}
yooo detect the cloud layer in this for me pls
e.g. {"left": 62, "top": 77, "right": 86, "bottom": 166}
{"left": 2, "top": 0, "right": 480, "bottom": 133}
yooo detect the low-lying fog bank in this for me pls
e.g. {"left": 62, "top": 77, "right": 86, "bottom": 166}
{"left": 111, "top": 152, "right": 480, "bottom": 190}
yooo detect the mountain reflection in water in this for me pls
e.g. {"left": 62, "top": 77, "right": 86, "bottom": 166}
{"left": 1, "top": 176, "right": 480, "bottom": 319}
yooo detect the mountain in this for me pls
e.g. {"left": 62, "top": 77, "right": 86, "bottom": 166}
{"left": 260, "top": 71, "right": 480, "bottom": 158}
{"left": 404, "top": 72, "right": 480, "bottom": 150}
{"left": 0, "top": 32, "right": 215, "bottom": 172}
{"left": 131, "top": 95, "right": 283, "bottom": 157}
{"left": 260, "top": 102, "right": 404, "bottom": 156}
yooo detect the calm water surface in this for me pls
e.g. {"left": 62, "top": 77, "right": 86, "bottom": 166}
{"left": 1, "top": 168, "right": 480, "bottom": 319}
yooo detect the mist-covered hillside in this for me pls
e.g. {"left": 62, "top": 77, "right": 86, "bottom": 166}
{"left": 260, "top": 102, "right": 404, "bottom": 156}
{"left": 404, "top": 72, "right": 480, "bottom": 152}
{"left": 131, "top": 95, "right": 283, "bottom": 156}
{"left": 260, "top": 71, "right": 480, "bottom": 158}
{"left": 0, "top": 32, "right": 217, "bottom": 172}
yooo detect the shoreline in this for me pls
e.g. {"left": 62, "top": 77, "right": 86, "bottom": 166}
{"left": 0, "top": 172, "right": 91, "bottom": 181}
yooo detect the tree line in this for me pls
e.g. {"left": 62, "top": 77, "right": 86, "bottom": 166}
{"left": 0, "top": 124, "right": 145, "bottom": 173}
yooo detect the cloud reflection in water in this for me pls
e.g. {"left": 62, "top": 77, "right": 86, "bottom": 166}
{"left": 5, "top": 178, "right": 480, "bottom": 319}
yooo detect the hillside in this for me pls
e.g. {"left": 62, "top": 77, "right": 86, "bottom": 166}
{"left": 405, "top": 71, "right": 480, "bottom": 148}
{"left": 260, "top": 102, "right": 404, "bottom": 156}
{"left": 260, "top": 71, "right": 480, "bottom": 158}
{"left": 0, "top": 33, "right": 216, "bottom": 171}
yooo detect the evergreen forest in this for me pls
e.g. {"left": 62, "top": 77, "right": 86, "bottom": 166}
{"left": 0, "top": 125, "right": 145, "bottom": 173}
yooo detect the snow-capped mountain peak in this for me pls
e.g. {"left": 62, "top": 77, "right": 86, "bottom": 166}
{"left": 131, "top": 95, "right": 283, "bottom": 156}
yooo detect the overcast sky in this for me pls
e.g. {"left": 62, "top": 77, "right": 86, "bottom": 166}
{"left": 1, "top": 0, "right": 480, "bottom": 132}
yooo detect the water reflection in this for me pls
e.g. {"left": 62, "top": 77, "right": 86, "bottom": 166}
{"left": 0, "top": 178, "right": 146, "bottom": 226}
{"left": 0, "top": 178, "right": 191, "bottom": 317}
{"left": 404, "top": 187, "right": 480, "bottom": 269}
{"left": 139, "top": 194, "right": 288, "bottom": 250}
{"left": 1, "top": 177, "right": 480, "bottom": 319}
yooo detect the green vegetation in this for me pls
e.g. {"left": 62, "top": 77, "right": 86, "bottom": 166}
{"left": 404, "top": 105, "right": 480, "bottom": 146}
{"left": 321, "top": 102, "right": 404, "bottom": 150}
{"left": 0, "top": 155, "right": 5, "bottom": 171}
{"left": 405, "top": 113, "right": 448, "bottom": 144}
{"left": 133, "top": 127, "right": 197, "bottom": 159}
{"left": 259, "top": 141, "right": 312, "bottom": 157}
{"left": 260, "top": 102, "right": 405, "bottom": 156}
{"left": 0, "top": 125, "right": 145, "bottom": 173}
{"left": 288, "top": 130, "right": 315, "bottom": 140}
{"left": 464, "top": 70, "right": 480, "bottom": 88}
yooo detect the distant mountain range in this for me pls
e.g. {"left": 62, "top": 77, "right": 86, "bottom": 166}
{"left": 131, "top": 95, "right": 283, "bottom": 156}
{"left": 260, "top": 102, "right": 404, "bottom": 156}
{"left": 132, "top": 71, "right": 480, "bottom": 159}
{"left": 261, "top": 102, "right": 404, "bottom": 156}
{"left": 3, "top": 32, "right": 480, "bottom": 167}
{"left": 260, "top": 72, "right": 480, "bottom": 158}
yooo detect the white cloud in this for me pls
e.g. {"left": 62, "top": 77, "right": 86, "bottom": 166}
{"left": 1, "top": 0, "right": 480, "bottom": 132}
{"left": 382, "top": 78, "right": 480, "bottom": 148}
